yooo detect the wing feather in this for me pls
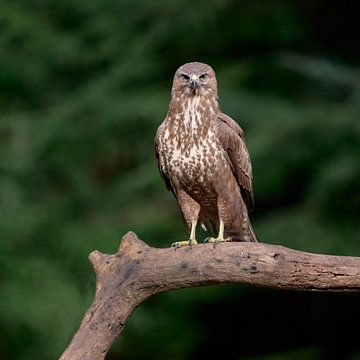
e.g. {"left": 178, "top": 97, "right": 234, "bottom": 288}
{"left": 216, "top": 112, "right": 254, "bottom": 211}
{"left": 154, "top": 122, "right": 176, "bottom": 196}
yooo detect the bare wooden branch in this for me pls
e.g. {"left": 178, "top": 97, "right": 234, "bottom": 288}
{"left": 60, "top": 231, "right": 360, "bottom": 360}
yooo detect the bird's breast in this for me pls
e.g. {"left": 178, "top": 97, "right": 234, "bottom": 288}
{"left": 160, "top": 126, "right": 228, "bottom": 192}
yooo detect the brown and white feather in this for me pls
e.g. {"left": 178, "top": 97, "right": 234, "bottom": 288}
{"left": 155, "top": 62, "right": 257, "bottom": 242}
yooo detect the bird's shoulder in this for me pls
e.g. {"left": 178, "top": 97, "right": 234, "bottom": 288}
{"left": 216, "top": 112, "right": 244, "bottom": 138}
{"left": 155, "top": 119, "right": 166, "bottom": 141}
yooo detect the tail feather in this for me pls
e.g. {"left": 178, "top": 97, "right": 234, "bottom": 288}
{"left": 248, "top": 222, "right": 259, "bottom": 242}
{"left": 225, "top": 220, "right": 259, "bottom": 242}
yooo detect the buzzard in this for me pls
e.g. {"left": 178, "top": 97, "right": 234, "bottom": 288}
{"left": 155, "top": 62, "right": 258, "bottom": 247}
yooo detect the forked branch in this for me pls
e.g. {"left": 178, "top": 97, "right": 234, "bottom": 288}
{"left": 60, "top": 231, "right": 360, "bottom": 360}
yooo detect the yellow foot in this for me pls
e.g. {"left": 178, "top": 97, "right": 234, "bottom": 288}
{"left": 204, "top": 236, "right": 231, "bottom": 247}
{"left": 171, "top": 239, "right": 198, "bottom": 249}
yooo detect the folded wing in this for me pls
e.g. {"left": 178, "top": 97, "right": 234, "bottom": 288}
{"left": 216, "top": 112, "right": 254, "bottom": 212}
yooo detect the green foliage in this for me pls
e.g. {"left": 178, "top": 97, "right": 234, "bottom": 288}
{"left": 0, "top": 0, "right": 359, "bottom": 359}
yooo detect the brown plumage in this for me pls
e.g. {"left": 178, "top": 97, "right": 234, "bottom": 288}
{"left": 155, "top": 62, "right": 258, "bottom": 246}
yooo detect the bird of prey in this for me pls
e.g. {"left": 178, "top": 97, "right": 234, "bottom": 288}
{"left": 155, "top": 62, "right": 258, "bottom": 247}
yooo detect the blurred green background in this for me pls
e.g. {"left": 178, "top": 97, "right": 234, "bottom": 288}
{"left": 0, "top": 0, "right": 359, "bottom": 359}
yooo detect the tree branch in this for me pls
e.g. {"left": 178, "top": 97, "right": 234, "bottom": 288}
{"left": 60, "top": 231, "right": 360, "bottom": 360}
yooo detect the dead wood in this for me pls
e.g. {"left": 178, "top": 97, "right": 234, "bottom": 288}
{"left": 60, "top": 231, "right": 360, "bottom": 360}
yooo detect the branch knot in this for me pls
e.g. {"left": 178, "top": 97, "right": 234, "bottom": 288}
{"left": 118, "top": 231, "right": 150, "bottom": 256}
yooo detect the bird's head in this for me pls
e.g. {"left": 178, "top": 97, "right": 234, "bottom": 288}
{"left": 171, "top": 62, "right": 218, "bottom": 98}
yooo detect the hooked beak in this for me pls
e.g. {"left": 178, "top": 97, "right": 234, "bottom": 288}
{"left": 190, "top": 74, "right": 199, "bottom": 89}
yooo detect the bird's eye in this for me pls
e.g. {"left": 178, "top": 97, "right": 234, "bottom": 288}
{"left": 180, "top": 74, "right": 190, "bottom": 80}
{"left": 199, "top": 74, "right": 207, "bottom": 80}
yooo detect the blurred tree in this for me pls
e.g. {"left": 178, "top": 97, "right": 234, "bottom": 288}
{"left": 0, "top": 0, "right": 358, "bottom": 359}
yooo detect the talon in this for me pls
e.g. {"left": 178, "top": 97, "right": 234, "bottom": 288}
{"left": 171, "top": 239, "right": 198, "bottom": 249}
{"left": 171, "top": 242, "right": 180, "bottom": 250}
{"left": 189, "top": 239, "right": 198, "bottom": 248}
{"left": 204, "top": 237, "right": 231, "bottom": 244}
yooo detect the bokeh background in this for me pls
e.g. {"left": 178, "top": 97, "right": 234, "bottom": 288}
{"left": 0, "top": 0, "right": 359, "bottom": 359}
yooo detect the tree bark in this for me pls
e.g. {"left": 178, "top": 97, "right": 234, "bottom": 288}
{"left": 60, "top": 231, "right": 360, "bottom": 360}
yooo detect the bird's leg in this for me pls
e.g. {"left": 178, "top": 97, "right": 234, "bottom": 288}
{"left": 171, "top": 190, "right": 200, "bottom": 249}
{"left": 189, "top": 220, "right": 197, "bottom": 245}
{"left": 204, "top": 220, "right": 231, "bottom": 245}
{"left": 171, "top": 220, "right": 198, "bottom": 248}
